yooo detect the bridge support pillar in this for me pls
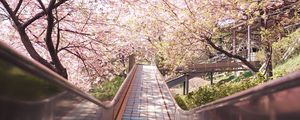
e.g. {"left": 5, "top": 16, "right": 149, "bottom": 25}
{"left": 183, "top": 74, "right": 189, "bottom": 95}
{"left": 183, "top": 81, "right": 186, "bottom": 95}
{"left": 209, "top": 72, "right": 214, "bottom": 85}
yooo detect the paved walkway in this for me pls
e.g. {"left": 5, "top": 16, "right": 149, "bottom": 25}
{"left": 122, "top": 65, "right": 176, "bottom": 120}
{"left": 54, "top": 95, "right": 100, "bottom": 120}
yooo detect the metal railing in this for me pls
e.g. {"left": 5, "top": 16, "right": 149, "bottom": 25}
{"left": 0, "top": 41, "right": 137, "bottom": 120}
{"left": 159, "top": 65, "right": 300, "bottom": 120}
{"left": 2, "top": 40, "right": 300, "bottom": 120}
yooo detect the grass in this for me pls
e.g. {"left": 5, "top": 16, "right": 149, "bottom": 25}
{"left": 216, "top": 71, "right": 253, "bottom": 85}
{"left": 273, "top": 53, "right": 300, "bottom": 78}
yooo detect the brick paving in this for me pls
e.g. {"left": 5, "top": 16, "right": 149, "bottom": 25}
{"left": 122, "top": 65, "right": 176, "bottom": 120}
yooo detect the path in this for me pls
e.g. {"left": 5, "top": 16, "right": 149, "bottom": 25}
{"left": 122, "top": 65, "right": 176, "bottom": 120}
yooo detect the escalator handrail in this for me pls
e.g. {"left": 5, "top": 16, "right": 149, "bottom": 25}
{"left": 156, "top": 64, "right": 300, "bottom": 119}
{"left": 0, "top": 41, "right": 138, "bottom": 118}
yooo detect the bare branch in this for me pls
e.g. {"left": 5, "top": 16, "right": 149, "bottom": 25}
{"left": 16, "top": 1, "right": 30, "bottom": 17}
{"left": 60, "top": 29, "right": 92, "bottom": 36}
{"left": 13, "top": 0, "right": 23, "bottom": 14}
{"left": 58, "top": 44, "right": 96, "bottom": 53}
{"left": 0, "top": 13, "right": 9, "bottom": 20}
{"left": 81, "top": 10, "right": 92, "bottom": 31}
{"left": 161, "top": 0, "right": 179, "bottom": 18}
{"left": 54, "top": 10, "right": 72, "bottom": 24}
{"left": 26, "top": 28, "right": 39, "bottom": 39}
{"left": 63, "top": 48, "right": 90, "bottom": 75}
{"left": 184, "top": 0, "right": 195, "bottom": 19}
{"left": 55, "top": 8, "right": 60, "bottom": 52}
{"left": 23, "top": 0, "right": 68, "bottom": 28}
{"left": 204, "top": 37, "right": 259, "bottom": 72}
{"left": 37, "top": 0, "right": 47, "bottom": 12}
{"left": 0, "top": 0, "right": 22, "bottom": 27}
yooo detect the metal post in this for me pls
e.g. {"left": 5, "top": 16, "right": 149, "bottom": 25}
{"left": 183, "top": 81, "right": 186, "bottom": 95}
{"left": 183, "top": 73, "right": 189, "bottom": 95}
{"left": 186, "top": 74, "right": 189, "bottom": 94}
{"left": 210, "top": 72, "right": 214, "bottom": 85}
{"left": 247, "top": 25, "right": 251, "bottom": 61}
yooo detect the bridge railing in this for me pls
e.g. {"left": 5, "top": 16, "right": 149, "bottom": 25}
{"left": 178, "top": 61, "right": 261, "bottom": 73}
{"left": 0, "top": 42, "right": 137, "bottom": 120}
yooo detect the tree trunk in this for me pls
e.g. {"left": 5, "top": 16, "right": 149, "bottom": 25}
{"left": 205, "top": 37, "right": 259, "bottom": 72}
{"left": 1, "top": 0, "right": 69, "bottom": 79}
{"left": 265, "top": 42, "right": 273, "bottom": 78}
{"left": 18, "top": 29, "right": 54, "bottom": 69}
{"left": 45, "top": 2, "right": 68, "bottom": 79}
{"left": 262, "top": 8, "right": 273, "bottom": 78}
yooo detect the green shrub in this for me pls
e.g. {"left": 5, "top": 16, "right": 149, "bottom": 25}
{"left": 174, "top": 94, "right": 189, "bottom": 110}
{"left": 89, "top": 76, "right": 124, "bottom": 101}
{"left": 217, "top": 71, "right": 253, "bottom": 85}
{"left": 216, "top": 75, "right": 236, "bottom": 85}
{"left": 243, "top": 71, "right": 253, "bottom": 78}
{"left": 176, "top": 75, "right": 265, "bottom": 109}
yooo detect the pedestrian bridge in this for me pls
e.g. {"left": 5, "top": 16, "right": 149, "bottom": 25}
{"left": 1, "top": 43, "right": 300, "bottom": 120}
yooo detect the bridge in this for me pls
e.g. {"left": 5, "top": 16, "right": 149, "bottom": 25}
{"left": 1, "top": 43, "right": 300, "bottom": 120}
{"left": 167, "top": 61, "right": 261, "bottom": 94}
{"left": 176, "top": 61, "right": 261, "bottom": 73}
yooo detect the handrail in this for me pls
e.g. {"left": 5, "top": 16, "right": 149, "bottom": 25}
{"left": 194, "top": 70, "right": 300, "bottom": 111}
{"left": 154, "top": 66, "right": 195, "bottom": 119}
{"left": 3, "top": 40, "right": 300, "bottom": 120}
{"left": 165, "top": 74, "right": 186, "bottom": 88}
{"left": 0, "top": 41, "right": 138, "bottom": 120}
{"left": 158, "top": 64, "right": 300, "bottom": 119}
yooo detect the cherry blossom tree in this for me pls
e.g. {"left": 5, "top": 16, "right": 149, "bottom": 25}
{"left": 0, "top": 0, "right": 149, "bottom": 90}
{"left": 1, "top": 0, "right": 299, "bottom": 90}
{"left": 122, "top": 0, "right": 299, "bottom": 75}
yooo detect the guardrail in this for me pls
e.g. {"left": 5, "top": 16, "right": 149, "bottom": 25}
{"left": 177, "top": 61, "right": 261, "bottom": 73}
{"left": 166, "top": 75, "right": 186, "bottom": 88}
{"left": 160, "top": 65, "right": 300, "bottom": 120}
{"left": 0, "top": 41, "right": 137, "bottom": 120}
